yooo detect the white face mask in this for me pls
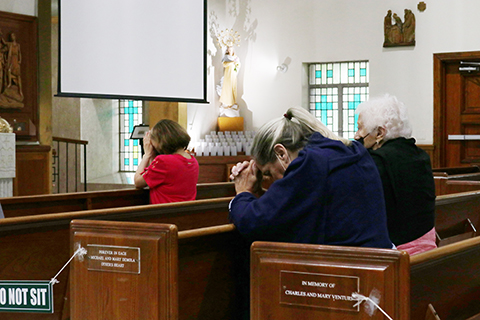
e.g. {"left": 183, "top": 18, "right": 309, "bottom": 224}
{"left": 275, "top": 153, "right": 288, "bottom": 171}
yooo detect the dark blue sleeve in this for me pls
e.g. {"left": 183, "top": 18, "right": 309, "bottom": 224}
{"left": 229, "top": 152, "right": 327, "bottom": 240}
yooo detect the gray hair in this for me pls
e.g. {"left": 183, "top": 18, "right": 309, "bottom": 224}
{"left": 251, "top": 107, "right": 352, "bottom": 165}
{"left": 355, "top": 94, "right": 412, "bottom": 140}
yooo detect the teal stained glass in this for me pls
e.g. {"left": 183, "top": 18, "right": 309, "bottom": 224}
{"left": 308, "top": 61, "right": 369, "bottom": 139}
{"left": 119, "top": 100, "right": 143, "bottom": 171}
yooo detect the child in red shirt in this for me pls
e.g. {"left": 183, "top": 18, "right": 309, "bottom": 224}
{"left": 134, "top": 119, "right": 199, "bottom": 204}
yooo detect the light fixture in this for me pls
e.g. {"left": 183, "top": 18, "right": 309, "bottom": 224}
{"left": 277, "top": 64, "right": 288, "bottom": 73}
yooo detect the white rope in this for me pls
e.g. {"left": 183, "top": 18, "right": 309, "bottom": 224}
{"left": 352, "top": 292, "right": 394, "bottom": 320}
{"left": 49, "top": 246, "right": 87, "bottom": 285}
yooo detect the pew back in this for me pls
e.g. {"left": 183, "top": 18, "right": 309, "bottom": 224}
{"left": 250, "top": 241, "right": 409, "bottom": 320}
{"left": 434, "top": 176, "right": 480, "bottom": 195}
{"left": 0, "top": 197, "right": 231, "bottom": 320}
{"left": 432, "top": 165, "right": 480, "bottom": 175}
{"left": 435, "top": 191, "right": 480, "bottom": 242}
{"left": 70, "top": 220, "right": 178, "bottom": 319}
{"left": 433, "top": 166, "right": 480, "bottom": 195}
{"left": 410, "top": 236, "right": 480, "bottom": 320}
{"left": 0, "top": 182, "right": 235, "bottom": 218}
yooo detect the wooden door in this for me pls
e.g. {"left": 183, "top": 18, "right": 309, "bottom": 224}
{"left": 434, "top": 51, "right": 480, "bottom": 168}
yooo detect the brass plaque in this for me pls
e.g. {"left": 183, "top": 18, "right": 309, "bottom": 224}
{"left": 87, "top": 245, "right": 140, "bottom": 274}
{"left": 280, "top": 271, "right": 359, "bottom": 312}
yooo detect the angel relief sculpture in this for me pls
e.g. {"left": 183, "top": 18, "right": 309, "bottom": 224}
{"left": 0, "top": 30, "right": 24, "bottom": 108}
{"left": 383, "top": 9, "right": 415, "bottom": 47}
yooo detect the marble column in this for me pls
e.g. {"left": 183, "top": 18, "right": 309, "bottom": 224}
{"left": 0, "top": 133, "right": 15, "bottom": 198}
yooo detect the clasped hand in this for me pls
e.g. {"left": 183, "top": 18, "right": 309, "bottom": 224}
{"left": 230, "top": 160, "right": 262, "bottom": 195}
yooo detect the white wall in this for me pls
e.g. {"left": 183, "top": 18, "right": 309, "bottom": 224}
{"left": 80, "top": 98, "right": 118, "bottom": 181}
{"left": 0, "top": 0, "right": 36, "bottom": 16}
{"left": 188, "top": 0, "right": 315, "bottom": 142}
{"left": 47, "top": 0, "right": 480, "bottom": 183}
{"left": 195, "top": 0, "right": 480, "bottom": 145}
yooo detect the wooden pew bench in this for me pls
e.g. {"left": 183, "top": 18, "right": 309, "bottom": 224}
{"left": 410, "top": 236, "right": 480, "bottom": 320}
{"left": 0, "top": 197, "right": 232, "bottom": 320}
{"left": 435, "top": 191, "right": 480, "bottom": 245}
{"left": 248, "top": 237, "right": 480, "bottom": 320}
{"left": 434, "top": 175, "right": 480, "bottom": 195}
{"left": 174, "top": 225, "right": 480, "bottom": 320}
{"left": 0, "top": 182, "right": 235, "bottom": 218}
{"left": 432, "top": 165, "right": 480, "bottom": 175}
{"left": 433, "top": 166, "right": 480, "bottom": 195}
{"left": 1, "top": 189, "right": 479, "bottom": 319}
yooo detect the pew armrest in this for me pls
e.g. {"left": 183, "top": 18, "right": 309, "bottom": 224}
{"left": 436, "top": 218, "right": 477, "bottom": 247}
{"left": 425, "top": 304, "right": 441, "bottom": 320}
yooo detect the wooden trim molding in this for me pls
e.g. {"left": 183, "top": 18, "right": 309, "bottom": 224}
{"left": 418, "top": 144, "right": 435, "bottom": 167}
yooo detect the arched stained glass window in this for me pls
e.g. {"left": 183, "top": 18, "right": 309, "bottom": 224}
{"left": 308, "top": 61, "right": 369, "bottom": 139}
{"left": 119, "top": 100, "right": 143, "bottom": 171}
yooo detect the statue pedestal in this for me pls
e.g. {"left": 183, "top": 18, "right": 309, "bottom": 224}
{"left": 217, "top": 117, "right": 244, "bottom": 132}
{"left": 0, "top": 133, "right": 15, "bottom": 197}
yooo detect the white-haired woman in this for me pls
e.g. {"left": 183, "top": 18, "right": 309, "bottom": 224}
{"left": 229, "top": 107, "right": 393, "bottom": 249}
{"left": 354, "top": 94, "right": 436, "bottom": 255}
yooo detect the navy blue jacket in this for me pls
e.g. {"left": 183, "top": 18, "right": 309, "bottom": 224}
{"left": 229, "top": 132, "right": 392, "bottom": 249}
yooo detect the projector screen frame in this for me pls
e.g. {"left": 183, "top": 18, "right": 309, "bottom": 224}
{"left": 56, "top": 0, "right": 208, "bottom": 104}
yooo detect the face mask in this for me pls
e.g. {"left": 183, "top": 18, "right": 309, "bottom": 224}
{"left": 355, "top": 132, "right": 370, "bottom": 146}
{"left": 275, "top": 153, "right": 288, "bottom": 171}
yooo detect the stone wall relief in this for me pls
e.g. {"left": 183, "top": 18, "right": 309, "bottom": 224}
{"left": 383, "top": 9, "right": 416, "bottom": 47}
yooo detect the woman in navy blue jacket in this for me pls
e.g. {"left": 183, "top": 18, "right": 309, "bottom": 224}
{"left": 229, "top": 107, "right": 393, "bottom": 249}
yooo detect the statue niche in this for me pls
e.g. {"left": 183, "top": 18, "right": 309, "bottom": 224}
{"left": 0, "top": 30, "right": 24, "bottom": 108}
{"left": 383, "top": 9, "right": 415, "bottom": 48}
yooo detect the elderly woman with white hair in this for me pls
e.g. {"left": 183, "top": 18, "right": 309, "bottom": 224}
{"left": 354, "top": 94, "right": 436, "bottom": 255}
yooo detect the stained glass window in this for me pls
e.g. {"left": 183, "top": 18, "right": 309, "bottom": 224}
{"left": 309, "top": 61, "right": 369, "bottom": 139}
{"left": 119, "top": 100, "right": 143, "bottom": 171}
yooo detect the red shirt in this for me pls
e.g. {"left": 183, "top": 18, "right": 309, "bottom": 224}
{"left": 142, "top": 153, "right": 199, "bottom": 204}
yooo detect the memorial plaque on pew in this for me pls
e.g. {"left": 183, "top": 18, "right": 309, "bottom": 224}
{"left": 251, "top": 242, "right": 409, "bottom": 320}
{"left": 70, "top": 220, "right": 178, "bottom": 319}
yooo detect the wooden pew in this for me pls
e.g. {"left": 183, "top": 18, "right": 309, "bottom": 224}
{"left": 69, "top": 221, "right": 244, "bottom": 320}
{"left": 1, "top": 188, "right": 479, "bottom": 319}
{"left": 250, "top": 241, "right": 409, "bottom": 320}
{"left": 0, "top": 182, "right": 235, "bottom": 218}
{"left": 0, "top": 197, "right": 232, "bottom": 320}
{"left": 410, "top": 236, "right": 480, "bottom": 320}
{"left": 181, "top": 212, "right": 480, "bottom": 320}
{"left": 432, "top": 165, "right": 480, "bottom": 175}
{"left": 61, "top": 189, "right": 480, "bottom": 320}
{"left": 2, "top": 210, "right": 480, "bottom": 320}
{"left": 433, "top": 166, "right": 480, "bottom": 195}
{"left": 70, "top": 220, "right": 179, "bottom": 319}
{"left": 434, "top": 174, "right": 480, "bottom": 195}
{"left": 435, "top": 191, "right": 480, "bottom": 245}
{"left": 85, "top": 224, "right": 480, "bottom": 320}
{"left": 246, "top": 238, "right": 480, "bottom": 320}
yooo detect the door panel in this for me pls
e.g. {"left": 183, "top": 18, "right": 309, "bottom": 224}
{"left": 444, "top": 61, "right": 480, "bottom": 166}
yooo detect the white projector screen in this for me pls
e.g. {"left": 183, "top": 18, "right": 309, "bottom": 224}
{"left": 58, "top": 0, "right": 207, "bottom": 103}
